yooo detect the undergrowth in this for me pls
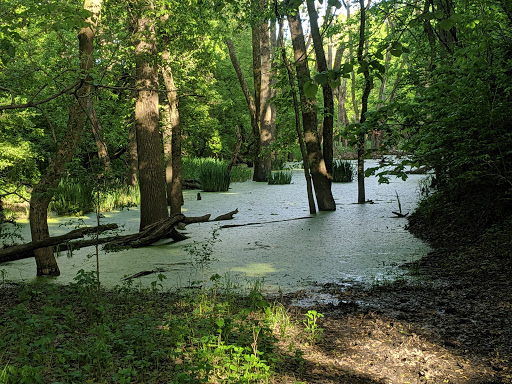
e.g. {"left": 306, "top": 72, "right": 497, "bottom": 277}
{"left": 0, "top": 272, "right": 321, "bottom": 383}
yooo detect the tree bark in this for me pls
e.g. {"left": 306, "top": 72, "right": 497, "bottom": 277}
{"left": 257, "top": 3, "right": 273, "bottom": 180}
{"left": 346, "top": 2, "right": 360, "bottom": 124}
{"left": 133, "top": 0, "right": 169, "bottom": 230}
{"left": 277, "top": 17, "right": 316, "bottom": 214}
{"left": 126, "top": 122, "right": 138, "bottom": 187}
{"left": 226, "top": 38, "right": 261, "bottom": 173}
{"left": 306, "top": 0, "right": 334, "bottom": 179}
{"left": 29, "top": 0, "right": 102, "bottom": 276}
{"left": 161, "top": 51, "right": 183, "bottom": 214}
{"left": 357, "top": 0, "right": 372, "bottom": 204}
{"left": 86, "top": 97, "right": 112, "bottom": 173}
{"left": 287, "top": 9, "right": 336, "bottom": 211}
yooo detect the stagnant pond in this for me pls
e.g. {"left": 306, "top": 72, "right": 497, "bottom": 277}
{"left": 2, "top": 161, "right": 432, "bottom": 293}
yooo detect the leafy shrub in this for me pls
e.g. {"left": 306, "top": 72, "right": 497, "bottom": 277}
{"left": 332, "top": 160, "right": 355, "bottom": 182}
{"left": 267, "top": 170, "right": 293, "bottom": 185}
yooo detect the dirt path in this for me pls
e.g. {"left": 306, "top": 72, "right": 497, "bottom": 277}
{"left": 279, "top": 245, "right": 512, "bottom": 383}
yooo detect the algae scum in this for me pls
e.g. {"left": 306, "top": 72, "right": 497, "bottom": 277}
{"left": 2, "top": 161, "right": 431, "bottom": 292}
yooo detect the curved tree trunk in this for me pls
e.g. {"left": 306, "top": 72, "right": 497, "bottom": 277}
{"left": 133, "top": 0, "right": 169, "bottom": 230}
{"left": 29, "top": 0, "right": 102, "bottom": 276}
{"left": 287, "top": 9, "right": 336, "bottom": 211}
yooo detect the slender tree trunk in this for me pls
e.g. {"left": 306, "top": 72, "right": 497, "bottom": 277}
{"left": 126, "top": 122, "right": 138, "bottom": 187}
{"left": 346, "top": 2, "right": 360, "bottom": 124}
{"left": 86, "top": 98, "right": 112, "bottom": 173}
{"left": 160, "top": 51, "right": 183, "bottom": 214}
{"left": 257, "top": 5, "right": 273, "bottom": 180}
{"left": 133, "top": 0, "right": 168, "bottom": 230}
{"left": 278, "top": 18, "right": 316, "bottom": 214}
{"left": 306, "top": 0, "right": 334, "bottom": 179}
{"left": 288, "top": 9, "right": 336, "bottom": 211}
{"left": 357, "top": 0, "right": 372, "bottom": 204}
{"left": 29, "top": 0, "right": 102, "bottom": 276}
{"left": 226, "top": 38, "right": 260, "bottom": 169}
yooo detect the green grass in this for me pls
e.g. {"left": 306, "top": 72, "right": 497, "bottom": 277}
{"left": 332, "top": 160, "right": 355, "bottom": 182}
{"left": 48, "top": 179, "right": 140, "bottom": 216}
{"left": 267, "top": 170, "right": 293, "bottom": 185}
{"left": 48, "top": 178, "right": 95, "bottom": 215}
{"left": 183, "top": 157, "right": 253, "bottom": 184}
{"left": 0, "top": 271, "right": 319, "bottom": 384}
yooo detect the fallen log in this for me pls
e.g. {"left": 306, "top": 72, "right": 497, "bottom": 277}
{"left": 0, "top": 224, "right": 118, "bottom": 262}
{"left": 0, "top": 210, "right": 238, "bottom": 264}
{"left": 220, "top": 216, "right": 311, "bottom": 229}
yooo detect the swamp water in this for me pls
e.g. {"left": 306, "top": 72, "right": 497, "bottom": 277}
{"left": 2, "top": 161, "right": 432, "bottom": 294}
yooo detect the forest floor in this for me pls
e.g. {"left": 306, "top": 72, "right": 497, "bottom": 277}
{"left": 274, "top": 216, "right": 512, "bottom": 383}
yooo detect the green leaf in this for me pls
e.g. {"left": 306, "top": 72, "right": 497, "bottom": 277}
{"left": 402, "top": 46, "right": 411, "bottom": 54}
{"left": 449, "top": 13, "right": 463, "bottom": 23}
{"left": 327, "top": 69, "right": 338, "bottom": 80}
{"left": 342, "top": 62, "right": 353, "bottom": 74}
{"left": 215, "top": 318, "right": 225, "bottom": 328}
{"left": 434, "top": 10, "right": 445, "bottom": 19}
{"left": 439, "top": 19, "right": 455, "bottom": 31}
{"left": 329, "top": 79, "right": 341, "bottom": 89}
{"left": 314, "top": 72, "right": 329, "bottom": 85}
{"left": 408, "top": 18, "right": 421, "bottom": 27}
{"left": 328, "top": 0, "right": 342, "bottom": 8}
{"left": 304, "top": 81, "right": 318, "bottom": 98}
{"left": 374, "top": 52, "right": 384, "bottom": 60}
{"left": 390, "top": 49, "right": 402, "bottom": 57}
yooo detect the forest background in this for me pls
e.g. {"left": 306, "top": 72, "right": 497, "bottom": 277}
{"left": 0, "top": 0, "right": 511, "bottom": 275}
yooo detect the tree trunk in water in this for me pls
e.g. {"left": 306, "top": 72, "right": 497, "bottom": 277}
{"left": 288, "top": 9, "right": 336, "bottom": 211}
{"left": 133, "top": 0, "right": 168, "bottom": 230}
{"left": 306, "top": 0, "right": 334, "bottom": 178}
{"left": 126, "top": 122, "right": 138, "bottom": 187}
{"left": 278, "top": 17, "right": 316, "bottom": 214}
{"left": 29, "top": 0, "right": 102, "bottom": 276}
{"left": 346, "top": 2, "right": 360, "bottom": 124}
{"left": 357, "top": 0, "right": 372, "bottom": 204}
{"left": 256, "top": 9, "right": 272, "bottom": 180}
{"left": 160, "top": 51, "right": 183, "bottom": 214}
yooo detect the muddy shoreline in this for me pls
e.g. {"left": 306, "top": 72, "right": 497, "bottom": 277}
{"left": 277, "top": 236, "right": 512, "bottom": 383}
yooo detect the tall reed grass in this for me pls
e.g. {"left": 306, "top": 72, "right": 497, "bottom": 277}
{"left": 267, "top": 170, "right": 293, "bottom": 185}
{"left": 198, "top": 159, "right": 231, "bottom": 192}
{"left": 183, "top": 157, "right": 252, "bottom": 186}
{"left": 332, "top": 160, "right": 355, "bottom": 182}
{"left": 48, "top": 178, "right": 140, "bottom": 216}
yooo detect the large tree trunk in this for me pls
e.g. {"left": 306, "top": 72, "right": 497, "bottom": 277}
{"left": 161, "top": 51, "right": 183, "bottom": 214}
{"left": 306, "top": 0, "right": 334, "bottom": 179}
{"left": 357, "top": 0, "right": 372, "bottom": 204}
{"left": 29, "top": 0, "right": 102, "bottom": 276}
{"left": 278, "top": 18, "right": 316, "bottom": 214}
{"left": 287, "top": 9, "right": 336, "bottom": 211}
{"left": 133, "top": 0, "right": 168, "bottom": 230}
